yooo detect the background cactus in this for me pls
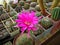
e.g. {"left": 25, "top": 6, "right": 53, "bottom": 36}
{"left": 31, "top": 0, "right": 37, "bottom": 2}
{"left": 51, "top": 7, "right": 60, "bottom": 21}
{"left": 30, "top": 2, "right": 37, "bottom": 7}
{"left": 40, "top": 17, "right": 53, "bottom": 29}
{"left": 24, "top": 3, "right": 30, "bottom": 10}
{"left": 9, "top": 1, "right": 17, "bottom": 8}
{"left": 36, "top": 12, "right": 41, "bottom": 17}
{"left": 19, "top": 1, "right": 25, "bottom": 6}
{"left": 0, "top": 6, "right": 3, "bottom": 15}
{"left": 35, "top": 5, "right": 40, "bottom": 11}
{"left": 15, "top": 33, "right": 33, "bottom": 45}
{"left": 50, "top": 0, "right": 60, "bottom": 10}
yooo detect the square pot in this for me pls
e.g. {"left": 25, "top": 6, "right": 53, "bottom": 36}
{"left": 3, "top": 19, "right": 13, "bottom": 28}
{"left": 6, "top": 23, "right": 20, "bottom": 37}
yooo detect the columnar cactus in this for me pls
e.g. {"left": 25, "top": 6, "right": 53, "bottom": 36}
{"left": 50, "top": 0, "right": 60, "bottom": 10}
{"left": 37, "top": 0, "right": 60, "bottom": 16}
{"left": 51, "top": 7, "right": 60, "bottom": 21}
{"left": 37, "top": 0, "right": 49, "bottom": 16}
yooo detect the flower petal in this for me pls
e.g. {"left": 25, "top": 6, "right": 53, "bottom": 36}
{"left": 32, "top": 27, "right": 38, "bottom": 31}
{"left": 29, "top": 24, "right": 34, "bottom": 27}
{"left": 21, "top": 27, "right": 27, "bottom": 34}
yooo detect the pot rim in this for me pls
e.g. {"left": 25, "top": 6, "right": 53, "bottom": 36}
{"left": 13, "top": 33, "right": 20, "bottom": 45}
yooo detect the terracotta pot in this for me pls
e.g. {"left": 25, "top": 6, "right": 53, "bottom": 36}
{"left": 47, "top": 14, "right": 60, "bottom": 33}
{"left": 51, "top": 20, "right": 60, "bottom": 33}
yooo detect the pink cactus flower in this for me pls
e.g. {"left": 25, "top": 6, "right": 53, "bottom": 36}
{"left": 15, "top": 11, "right": 42, "bottom": 35}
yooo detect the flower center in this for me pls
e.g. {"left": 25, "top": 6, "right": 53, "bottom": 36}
{"left": 24, "top": 21, "right": 31, "bottom": 26}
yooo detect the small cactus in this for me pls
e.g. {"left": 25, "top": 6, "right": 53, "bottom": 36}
{"left": 36, "top": 12, "right": 41, "bottom": 17}
{"left": 40, "top": 17, "right": 53, "bottom": 29}
{"left": 32, "top": 0, "right": 37, "bottom": 2}
{"left": 24, "top": 3, "right": 30, "bottom": 10}
{"left": 10, "top": 1, "right": 17, "bottom": 8}
{"left": 15, "top": 33, "right": 33, "bottom": 45}
{"left": 15, "top": 4, "right": 22, "bottom": 12}
{"left": 35, "top": 5, "right": 40, "bottom": 11}
{"left": 0, "top": 6, "right": 3, "bottom": 15}
{"left": 19, "top": 1, "right": 25, "bottom": 6}
{"left": 30, "top": 2, "right": 37, "bottom": 7}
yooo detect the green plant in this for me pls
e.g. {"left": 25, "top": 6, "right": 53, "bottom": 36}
{"left": 30, "top": 2, "right": 37, "bottom": 7}
{"left": 9, "top": 11, "right": 17, "bottom": 17}
{"left": 33, "top": 28, "right": 44, "bottom": 36}
{"left": 32, "top": 0, "right": 37, "bottom": 2}
{"left": 10, "top": 1, "right": 17, "bottom": 8}
{"left": 29, "top": 7, "right": 36, "bottom": 12}
{"left": 40, "top": 17, "right": 52, "bottom": 29}
{"left": 15, "top": 5, "right": 22, "bottom": 12}
{"left": 19, "top": 1, "right": 25, "bottom": 6}
{"left": 0, "top": 6, "right": 3, "bottom": 15}
{"left": 24, "top": 3, "right": 30, "bottom": 10}
{"left": 15, "top": 33, "right": 33, "bottom": 45}
{"left": 35, "top": 5, "right": 40, "bottom": 11}
{"left": 36, "top": 12, "right": 41, "bottom": 17}
{"left": 4, "top": 41, "right": 12, "bottom": 45}
{"left": 26, "top": 0, "right": 31, "bottom": 3}
{"left": 51, "top": 7, "right": 60, "bottom": 21}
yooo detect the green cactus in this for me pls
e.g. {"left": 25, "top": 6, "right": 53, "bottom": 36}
{"left": 36, "top": 12, "right": 41, "bottom": 17}
{"left": 35, "top": 5, "right": 40, "bottom": 11}
{"left": 40, "top": 17, "right": 52, "bottom": 29}
{"left": 24, "top": 3, "right": 30, "bottom": 10}
{"left": 33, "top": 28, "right": 44, "bottom": 36}
{"left": 50, "top": 0, "right": 60, "bottom": 9}
{"left": 51, "top": 7, "right": 60, "bottom": 21}
{"left": 0, "top": 6, "right": 3, "bottom": 15}
{"left": 15, "top": 33, "right": 33, "bottom": 45}
{"left": 30, "top": 2, "right": 37, "bottom": 7}
{"left": 19, "top": 1, "right": 25, "bottom": 6}
{"left": 32, "top": 0, "right": 37, "bottom": 2}
{"left": 10, "top": 1, "right": 17, "bottom": 8}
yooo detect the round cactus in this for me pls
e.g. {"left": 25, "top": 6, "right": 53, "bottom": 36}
{"left": 36, "top": 12, "right": 41, "bottom": 17}
{"left": 19, "top": 1, "right": 25, "bottom": 6}
{"left": 40, "top": 17, "right": 52, "bottom": 29}
{"left": 51, "top": 7, "right": 60, "bottom": 21}
{"left": 32, "top": 0, "right": 37, "bottom": 2}
{"left": 33, "top": 28, "right": 44, "bottom": 36}
{"left": 30, "top": 2, "right": 37, "bottom": 7}
{"left": 26, "top": 0, "right": 31, "bottom": 4}
{"left": 15, "top": 4, "right": 22, "bottom": 12}
{"left": 0, "top": 6, "right": 3, "bottom": 15}
{"left": 9, "top": 11, "right": 16, "bottom": 17}
{"left": 15, "top": 33, "right": 33, "bottom": 45}
{"left": 9, "top": 1, "right": 17, "bottom": 8}
{"left": 24, "top": 3, "right": 30, "bottom": 10}
{"left": 35, "top": 5, "right": 40, "bottom": 11}
{"left": 29, "top": 7, "right": 36, "bottom": 12}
